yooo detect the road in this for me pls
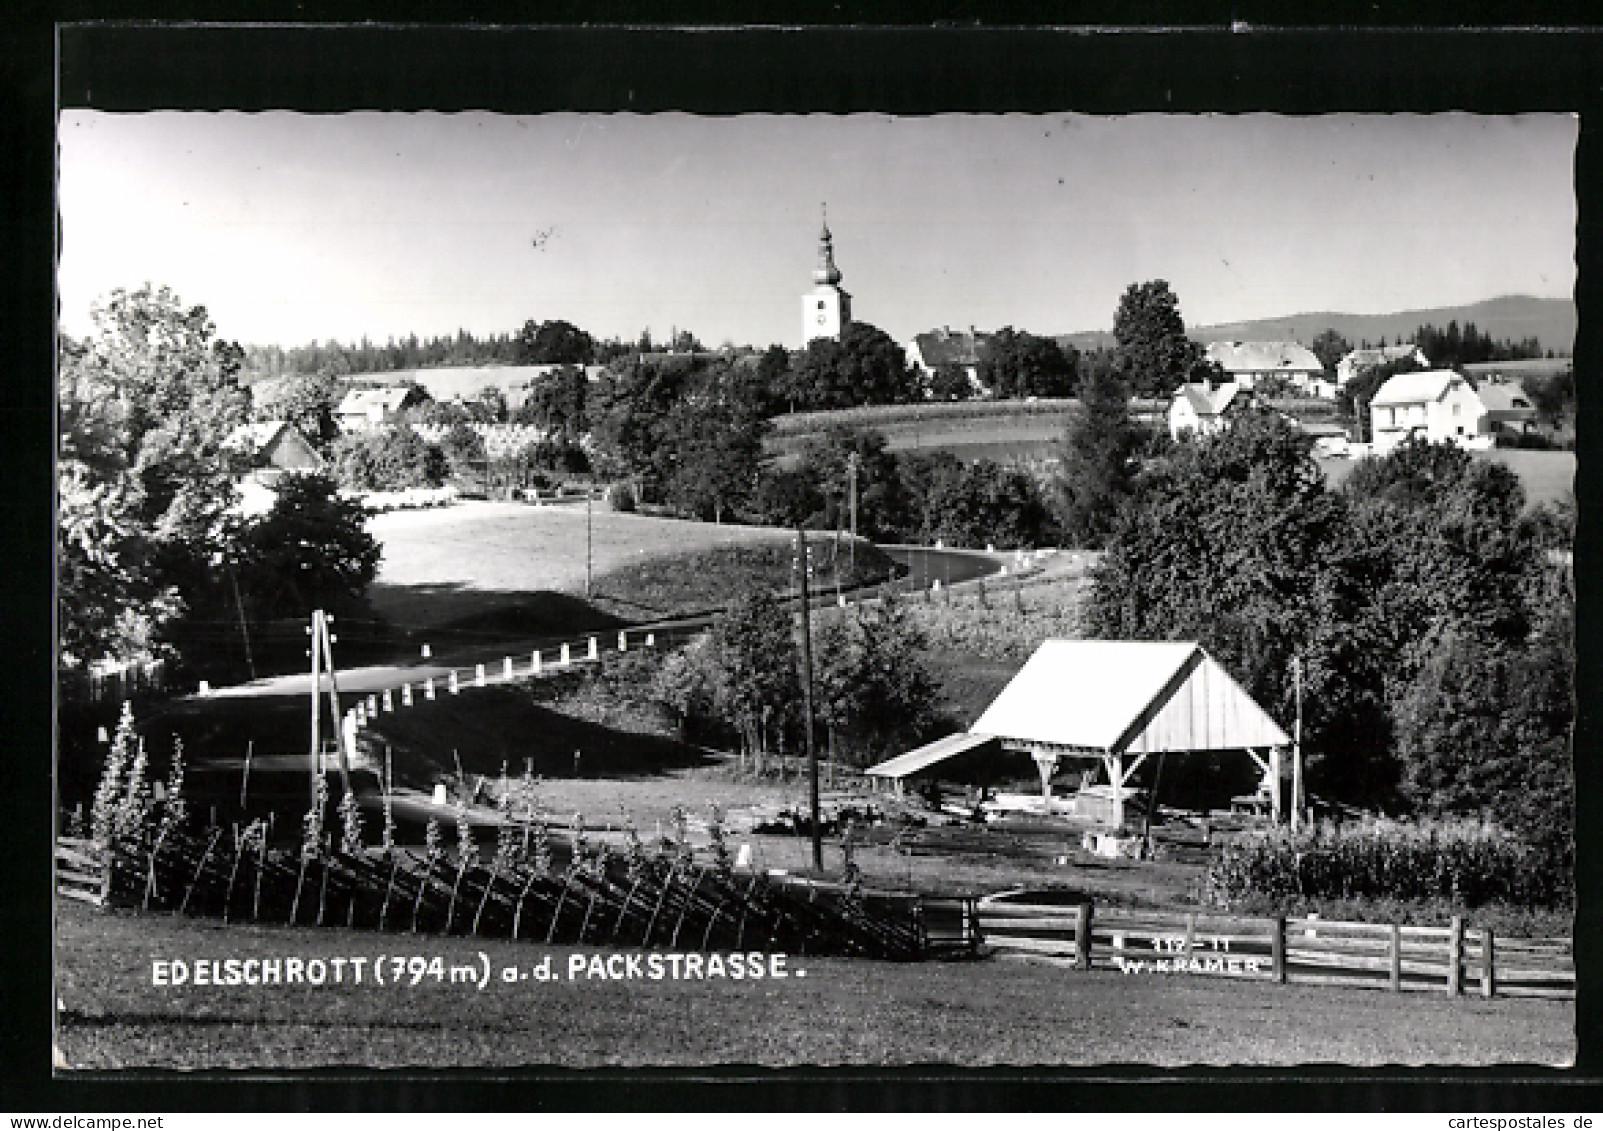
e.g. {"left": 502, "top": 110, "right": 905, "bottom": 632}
{"left": 184, "top": 543, "right": 1011, "bottom": 706}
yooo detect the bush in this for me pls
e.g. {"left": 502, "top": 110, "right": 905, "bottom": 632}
{"left": 608, "top": 481, "right": 636, "bottom": 513}
{"left": 1202, "top": 816, "right": 1571, "bottom": 911}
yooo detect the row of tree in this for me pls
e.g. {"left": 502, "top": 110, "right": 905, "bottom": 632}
{"left": 1083, "top": 411, "right": 1573, "bottom": 865}
{"left": 649, "top": 588, "right": 941, "bottom": 771}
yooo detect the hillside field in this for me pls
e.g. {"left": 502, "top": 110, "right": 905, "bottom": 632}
{"left": 367, "top": 501, "right": 891, "bottom": 632}
{"left": 769, "top": 404, "right": 1575, "bottom": 508}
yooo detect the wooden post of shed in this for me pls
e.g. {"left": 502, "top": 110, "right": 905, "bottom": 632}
{"left": 1074, "top": 902, "right": 1094, "bottom": 970}
{"left": 1447, "top": 915, "right": 1464, "bottom": 996}
{"left": 1389, "top": 922, "right": 1402, "bottom": 992}
{"left": 1481, "top": 928, "right": 1496, "bottom": 999}
{"left": 1271, "top": 916, "right": 1287, "bottom": 983}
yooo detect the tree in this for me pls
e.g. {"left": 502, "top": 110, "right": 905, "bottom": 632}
{"left": 1085, "top": 412, "right": 1366, "bottom": 799}
{"left": 331, "top": 424, "right": 449, "bottom": 491}
{"left": 750, "top": 467, "right": 826, "bottom": 529}
{"left": 708, "top": 586, "right": 801, "bottom": 770}
{"left": 512, "top": 364, "right": 589, "bottom": 442}
{"left": 1055, "top": 366, "right": 1142, "bottom": 548}
{"left": 660, "top": 391, "right": 766, "bottom": 523}
{"left": 1309, "top": 328, "right": 1351, "bottom": 373}
{"left": 917, "top": 459, "right": 1058, "bottom": 550}
{"left": 814, "top": 599, "right": 941, "bottom": 767}
{"left": 929, "top": 364, "right": 974, "bottom": 401}
{"left": 1112, "top": 280, "right": 1213, "bottom": 397}
{"left": 251, "top": 371, "right": 344, "bottom": 453}
{"left": 234, "top": 472, "right": 382, "bottom": 622}
{"left": 516, "top": 319, "right": 595, "bottom": 365}
{"left": 977, "top": 327, "right": 1078, "bottom": 399}
{"left": 784, "top": 321, "right": 920, "bottom": 411}
{"left": 57, "top": 286, "right": 251, "bottom": 668}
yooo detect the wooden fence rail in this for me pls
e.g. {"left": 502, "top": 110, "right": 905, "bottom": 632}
{"left": 977, "top": 901, "right": 1573, "bottom": 1000}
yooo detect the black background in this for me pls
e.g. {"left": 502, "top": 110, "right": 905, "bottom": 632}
{"left": 7, "top": 7, "right": 1603, "bottom": 1113}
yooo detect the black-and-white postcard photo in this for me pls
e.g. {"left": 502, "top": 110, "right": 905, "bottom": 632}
{"left": 50, "top": 26, "right": 1583, "bottom": 1086}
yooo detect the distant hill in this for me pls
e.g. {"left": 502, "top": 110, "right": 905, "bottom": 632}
{"left": 1056, "top": 295, "right": 1574, "bottom": 356}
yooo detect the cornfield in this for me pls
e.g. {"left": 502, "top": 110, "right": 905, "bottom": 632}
{"left": 1203, "top": 816, "right": 1572, "bottom": 911}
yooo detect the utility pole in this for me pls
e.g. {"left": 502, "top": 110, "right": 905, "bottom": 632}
{"left": 1292, "top": 654, "right": 1304, "bottom": 831}
{"left": 585, "top": 487, "right": 594, "bottom": 598}
{"left": 796, "top": 528, "right": 822, "bottom": 873}
{"left": 227, "top": 563, "right": 257, "bottom": 680}
{"left": 308, "top": 610, "right": 322, "bottom": 808}
{"left": 319, "top": 613, "right": 353, "bottom": 801}
{"left": 846, "top": 452, "right": 859, "bottom": 572}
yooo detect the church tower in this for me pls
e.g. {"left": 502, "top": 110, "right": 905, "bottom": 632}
{"left": 803, "top": 207, "right": 852, "bottom": 343}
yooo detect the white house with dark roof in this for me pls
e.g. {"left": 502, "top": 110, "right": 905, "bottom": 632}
{"left": 1204, "top": 341, "right": 1329, "bottom": 397}
{"left": 1369, "top": 369, "right": 1490, "bottom": 453}
{"left": 1167, "top": 381, "right": 1252, "bottom": 440}
{"left": 1336, "top": 344, "right": 1431, "bottom": 387}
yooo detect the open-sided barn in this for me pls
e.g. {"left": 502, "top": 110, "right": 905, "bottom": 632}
{"left": 868, "top": 639, "right": 1292, "bottom": 827}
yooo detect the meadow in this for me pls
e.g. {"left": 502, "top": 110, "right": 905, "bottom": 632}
{"left": 366, "top": 500, "right": 893, "bottom": 632}
{"left": 769, "top": 402, "right": 1575, "bottom": 508}
{"left": 55, "top": 900, "right": 1573, "bottom": 1069}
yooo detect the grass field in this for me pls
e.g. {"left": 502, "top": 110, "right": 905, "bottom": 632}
{"left": 54, "top": 901, "right": 1573, "bottom": 1068}
{"left": 367, "top": 501, "right": 893, "bottom": 632}
{"left": 768, "top": 405, "right": 1575, "bottom": 509}
{"left": 1319, "top": 449, "right": 1575, "bottom": 509}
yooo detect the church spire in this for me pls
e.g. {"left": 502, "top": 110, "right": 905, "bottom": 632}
{"left": 813, "top": 203, "right": 842, "bottom": 286}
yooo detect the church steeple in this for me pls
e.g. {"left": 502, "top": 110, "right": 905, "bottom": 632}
{"left": 813, "top": 204, "right": 843, "bottom": 286}
{"left": 802, "top": 204, "right": 852, "bottom": 344}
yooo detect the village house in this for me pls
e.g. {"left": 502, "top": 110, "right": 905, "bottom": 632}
{"left": 1204, "top": 341, "right": 1330, "bottom": 397}
{"left": 906, "top": 326, "right": 992, "bottom": 397}
{"left": 1167, "top": 381, "right": 1253, "bottom": 441}
{"left": 1473, "top": 376, "right": 1540, "bottom": 438}
{"left": 1369, "top": 369, "right": 1490, "bottom": 453}
{"left": 334, "top": 384, "right": 431, "bottom": 433}
{"left": 1335, "top": 344, "right": 1431, "bottom": 387}
{"left": 224, "top": 419, "right": 325, "bottom": 473}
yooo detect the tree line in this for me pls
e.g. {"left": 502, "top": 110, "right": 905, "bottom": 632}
{"left": 1083, "top": 410, "right": 1573, "bottom": 880}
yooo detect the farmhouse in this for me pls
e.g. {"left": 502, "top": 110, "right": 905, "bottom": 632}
{"left": 1204, "top": 341, "right": 1329, "bottom": 396}
{"left": 1336, "top": 344, "right": 1430, "bottom": 387}
{"left": 335, "top": 385, "right": 430, "bottom": 432}
{"left": 906, "top": 326, "right": 991, "bottom": 396}
{"left": 868, "top": 640, "right": 1292, "bottom": 829}
{"left": 224, "top": 420, "right": 324, "bottom": 472}
{"left": 1369, "top": 369, "right": 1490, "bottom": 453}
{"left": 1167, "top": 381, "right": 1252, "bottom": 440}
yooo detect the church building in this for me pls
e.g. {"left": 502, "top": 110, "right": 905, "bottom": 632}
{"left": 803, "top": 209, "right": 852, "bottom": 343}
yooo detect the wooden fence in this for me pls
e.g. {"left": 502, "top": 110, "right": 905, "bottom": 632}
{"left": 976, "top": 900, "right": 1573, "bottom": 1000}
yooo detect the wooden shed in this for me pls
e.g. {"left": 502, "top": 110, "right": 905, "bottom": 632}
{"left": 868, "top": 639, "right": 1291, "bottom": 827}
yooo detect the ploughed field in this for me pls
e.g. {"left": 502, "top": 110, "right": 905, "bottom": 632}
{"left": 55, "top": 900, "right": 1573, "bottom": 1068}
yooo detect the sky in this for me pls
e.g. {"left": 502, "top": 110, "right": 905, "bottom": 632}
{"left": 57, "top": 112, "right": 1578, "bottom": 351}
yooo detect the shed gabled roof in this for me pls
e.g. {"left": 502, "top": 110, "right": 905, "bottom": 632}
{"left": 863, "top": 732, "right": 1001, "bottom": 780}
{"left": 969, "top": 640, "right": 1290, "bottom": 755}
